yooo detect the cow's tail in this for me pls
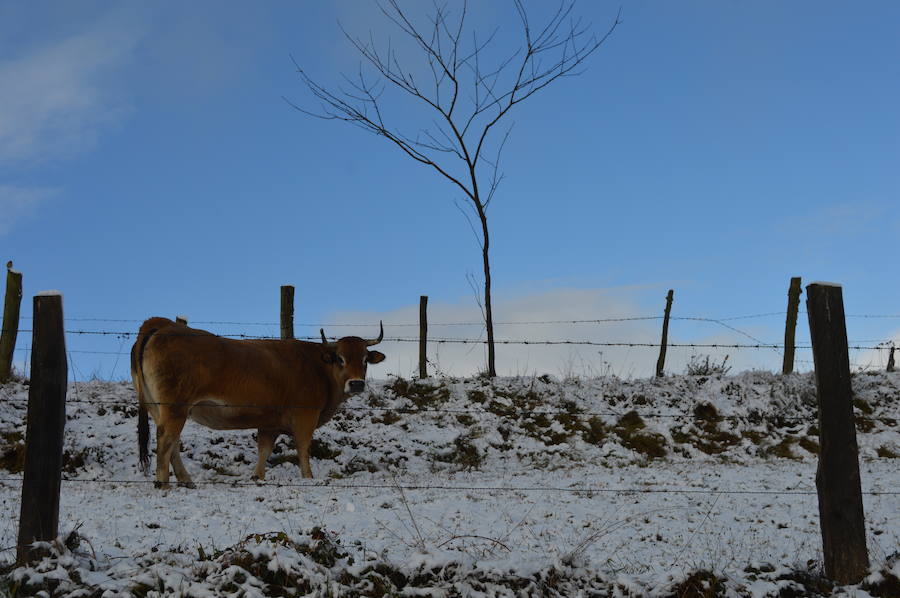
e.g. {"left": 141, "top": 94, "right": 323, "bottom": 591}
{"left": 131, "top": 322, "right": 161, "bottom": 475}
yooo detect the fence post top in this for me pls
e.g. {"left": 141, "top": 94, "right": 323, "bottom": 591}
{"left": 807, "top": 282, "right": 842, "bottom": 289}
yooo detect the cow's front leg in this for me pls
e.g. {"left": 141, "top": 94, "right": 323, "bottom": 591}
{"left": 253, "top": 429, "right": 277, "bottom": 480}
{"left": 290, "top": 411, "right": 320, "bottom": 479}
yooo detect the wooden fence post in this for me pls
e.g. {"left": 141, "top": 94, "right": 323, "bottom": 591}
{"left": 655, "top": 290, "right": 674, "bottom": 377}
{"left": 806, "top": 282, "right": 869, "bottom": 584}
{"left": 782, "top": 276, "right": 802, "bottom": 375}
{"left": 17, "top": 292, "right": 67, "bottom": 564}
{"left": 0, "top": 261, "right": 23, "bottom": 382}
{"left": 419, "top": 295, "right": 428, "bottom": 379}
{"left": 887, "top": 345, "right": 895, "bottom": 373}
{"left": 281, "top": 285, "right": 294, "bottom": 340}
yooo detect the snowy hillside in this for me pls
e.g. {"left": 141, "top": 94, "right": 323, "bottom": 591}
{"left": 1, "top": 370, "right": 899, "bottom": 596}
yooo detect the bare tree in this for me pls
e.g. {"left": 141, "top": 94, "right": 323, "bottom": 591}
{"left": 289, "top": 0, "right": 620, "bottom": 377}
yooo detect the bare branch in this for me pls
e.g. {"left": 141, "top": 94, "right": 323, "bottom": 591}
{"left": 290, "top": 0, "right": 619, "bottom": 380}
{"left": 483, "top": 123, "right": 512, "bottom": 208}
{"left": 290, "top": 0, "right": 620, "bottom": 215}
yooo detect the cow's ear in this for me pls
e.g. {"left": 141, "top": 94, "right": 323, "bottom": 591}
{"left": 367, "top": 350, "right": 386, "bottom": 364}
{"left": 322, "top": 351, "right": 337, "bottom": 364}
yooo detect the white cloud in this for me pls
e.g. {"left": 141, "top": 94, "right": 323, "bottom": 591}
{"left": 0, "top": 185, "right": 58, "bottom": 235}
{"left": 323, "top": 287, "right": 796, "bottom": 379}
{"left": 325, "top": 288, "right": 668, "bottom": 379}
{"left": 0, "top": 22, "right": 139, "bottom": 165}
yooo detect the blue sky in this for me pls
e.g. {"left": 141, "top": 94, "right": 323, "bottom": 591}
{"left": 2, "top": 1, "right": 898, "bottom": 379}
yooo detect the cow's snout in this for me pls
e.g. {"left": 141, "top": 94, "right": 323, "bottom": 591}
{"left": 346, "top": 379, "right": 365, "bottom": 394}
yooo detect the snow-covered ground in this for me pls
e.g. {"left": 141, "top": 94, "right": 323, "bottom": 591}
{"left": 1, "top": 370, "right": 899, "bottom": 596}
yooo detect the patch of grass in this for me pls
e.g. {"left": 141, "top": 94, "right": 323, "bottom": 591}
{"left": 339, "top": 456, "right": 379, "bottom": 476}
{"left": 62, "top": 449, "right": 88, "bottom": 474}
{"left": 614, "top": 411, "right": 667, "bottom": 459}
{"left": 692, "top": 403, "right": 721, "bottom": 429}
{"left": 492, "top": 386, "right": 542, "bottom": 413}
{"left": 486, "top": 400, "right": 516, "bottom": 418}
{"left": 742, "top": 430, "right": 765, "bottom": 445}
{"left": 798, "top": 436, "right": 820, "bottom": 454}
{"left": 520, "top": 413, "right": 573, "bottom": 445}
{"left": 685, "top": 355, "right": 731, "bottom": 376}
{"left": 853, "top": 398, "right": 874, "bottom": 414}
{"left": 310, "top": 438, "right": 341, "bottom": 460}
{"left": 267, "top": 454, "right": 297, "bottom": 468}
{"left": 856, "top": 416, "right": 876, "bottom": 433}
{"left": 668, "top": 569, "right": 726, "bottom": 597}
{"left": 582, "top": 416, "right": 608, "bottom": 446}
{"left": 876, "top": 445, "right": 899, "bottom": 459}
{"left": 210, "top": 529, "right": 349, "bottom": 594}
{"left": 61, "top": 446, "right": 105, "bottom": 474}
{"left": 466, "top": 389, "right": 488, "bottom": 404}
{"left": 433, "top": 433, "right": 483, "bottom": 470}
{"left": 366, "top": 392, "right": 386, "bottom": 408}
{"left": 670, "top": 403, "right": 741, "bottom": 456}
{"left": 456, "top": 413, "right": 475, "bottom": 426}
{"left": 482, "top": 385, "right": 586, "bottom": 446}
{"left": 201, "top": 462, "right": 239, "bottom": 476}
{"left": 0, "top": 430, "right": 25, "bottom": 472}
{"left": 373, "top": 410, "right": 402, "bottom": 425}
{"left": 774, "top": 568, "right": 834, "bottom": 596}
{"left": 555, "top": 400, "right": 587, "bottom": 437}
{"left": 110, "top": 401, "right": 138, "bottom": 417}
{"left": 616, "top": 410, "right": 645, "bottom": 433}
{"left": 765, "top": 438, "right": 799, "bottom": 460}
{"left": 863, "top": 554, "right": 900, "bottom": 597}
{"left": 387, "top": 376, "right": 450, "bottom": 408}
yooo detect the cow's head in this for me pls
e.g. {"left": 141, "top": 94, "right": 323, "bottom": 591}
{"left": 320, "top": 322, "right": 386, "bottom": 394}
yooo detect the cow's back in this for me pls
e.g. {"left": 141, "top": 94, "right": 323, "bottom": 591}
{"left": 142, "top": 324, "right": 336, "bottom": 419}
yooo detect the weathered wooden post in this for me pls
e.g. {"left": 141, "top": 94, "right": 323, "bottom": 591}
{"left": 887, "top": 345, "right": 895, "bottom": 373}
{"left": 175, "top": 315, "right": 188, "bottom": 325}
{"left": 419, "top": 295, "right": 428, "bottom": 379}
{"left": 0, "top": 261, "right": 23, "bottom": 383}
{"left": 17, "top": 292, "right": 67, "bottom": 564}
{"left": 782, "top": 276, "right": 802, "bottom": 375}
{"left": 655, "top": 289, "right": 674, "bottom": 377}
{"left": 281, "top": 285, "right": 294, "bottom": 340}
{"left": 806, "top": 282, "right": 869, "bottom": 584}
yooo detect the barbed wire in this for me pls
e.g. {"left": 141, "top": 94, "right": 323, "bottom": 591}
{"left": 54, "top": 328, "right": 894, "bottom": 352}
{"left": 0, "top": 475, "right": 897, "bottom": 496}
{"left": 3, "top": 394, "right": 898, "bottom": 426}
{"left": 2, "top": 326, "right": 893, "bottom": 351}
{"left": 13, "top": 310, "right": 900, "bottom": 326}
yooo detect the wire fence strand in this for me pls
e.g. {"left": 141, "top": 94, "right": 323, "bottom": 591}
{"left": 2, "top": 393, "right": 898, "bottom": 427}
{"left": 0, "top": 476, "right": 897, "bottom": 496}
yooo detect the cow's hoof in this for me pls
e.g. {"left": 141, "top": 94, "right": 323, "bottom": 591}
{"left": 251, "top": 475, "right": 265, "bottom": 484}
{"left": 154, "top": 481, "right": 169, "bottom": 489}
{"left": 178, "top": 481, "right": 196, "bottom": 489}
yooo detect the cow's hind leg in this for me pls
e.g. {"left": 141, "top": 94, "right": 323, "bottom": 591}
{"left": 170, "top": 449, "right": 195, "bottom": 488}
{"left": 253, "top": 429, "right": 277, "bottom": 481}
{"left": 290, "top": 412, "right": 320, "bottom": 479}
{"left": 155, "top": 411, "right": 189, "bottom": 488}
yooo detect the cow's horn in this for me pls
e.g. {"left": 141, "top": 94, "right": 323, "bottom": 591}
{"left": 366, "top": 321, "right": 384, "bottom": 346}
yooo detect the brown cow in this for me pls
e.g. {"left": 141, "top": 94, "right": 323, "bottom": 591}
{"left": 130, "top": 317, "right": 385, "bottom": 487}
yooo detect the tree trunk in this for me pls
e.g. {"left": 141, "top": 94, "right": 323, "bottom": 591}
{"left": 477, "top": 205, "right": 496, "bottom": 377}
